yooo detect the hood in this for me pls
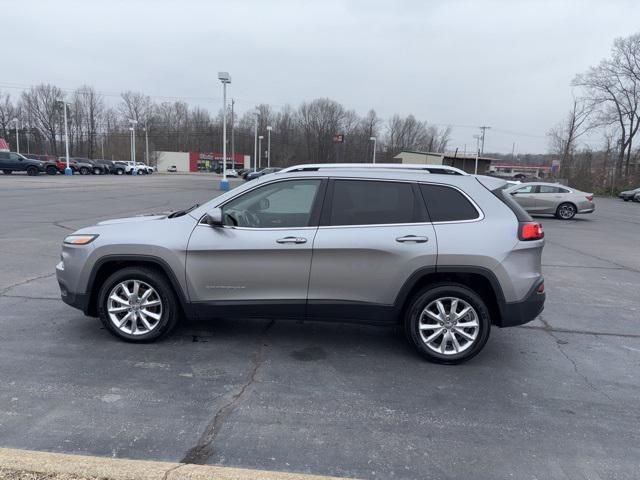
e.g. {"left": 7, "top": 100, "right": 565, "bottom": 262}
{"left": 97, "top": 214, "right": 168, "bottom": 225}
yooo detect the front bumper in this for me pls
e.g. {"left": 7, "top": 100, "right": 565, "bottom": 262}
{"left": 497, "top": 279, "right": 545, "bottom": 327}
{"left": 57, "top": 261, "right": 90, "bottom": 314}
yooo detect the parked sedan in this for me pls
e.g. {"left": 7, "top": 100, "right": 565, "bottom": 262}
{"left": 506, "top": 182, "right": 594, "bottom": 220}
{"left": 618, "top": 187, "right": 640, "bottom": 201}
{"left": 633, "top": 192, "right": 640, "bottom": 203}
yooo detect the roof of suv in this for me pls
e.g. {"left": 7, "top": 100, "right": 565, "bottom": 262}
{"left": 279, "top": 163, "right": 467, "bottom": 175}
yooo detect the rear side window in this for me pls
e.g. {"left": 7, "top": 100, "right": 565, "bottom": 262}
{"left": 538, "top": 185, "right": 562, "bottom": 193}
{"left": 328, "top": 180, "right": 420, "bottom": 226}
{"left": 419, "top": 184, "right": 480, "bottom": 222}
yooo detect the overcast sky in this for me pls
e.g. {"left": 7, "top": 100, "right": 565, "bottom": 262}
{"left": 4, "top": 0, "right": 640, "bottom": 154}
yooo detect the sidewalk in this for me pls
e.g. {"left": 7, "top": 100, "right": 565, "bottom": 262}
{"left": 0, "top": 448, "right": 353, "bottom": 480}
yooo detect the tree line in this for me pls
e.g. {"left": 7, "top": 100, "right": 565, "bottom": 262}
{"left": 549, "top": 32, "right": 640, "bottom": 192}
{"left": 0, "top": 86, "right": 451, "bottom": 166}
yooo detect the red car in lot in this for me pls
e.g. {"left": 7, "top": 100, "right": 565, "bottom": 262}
{"left": 25, "top": 154, "right": 78, "bottom": 174}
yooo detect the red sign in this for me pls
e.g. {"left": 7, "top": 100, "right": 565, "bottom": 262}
{"left": 333, "top": 134, "right": 344, "bottom": 143}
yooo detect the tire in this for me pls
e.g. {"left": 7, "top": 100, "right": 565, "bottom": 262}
{"left": 26, "top": 166, "right": 39, "bottom": 176}
{"left": 97, "top": 267, "right": 180, "bottom": 342}
{"left": 555, "top": 202, "right": 576, "bottom": 220}
{"left": 79, "top": 167, "right": 89, "bottom": 175}
{"left": 623, "top": 198, "right": 629, "bottom": 202}
{"left": 404, "top": 283, "right": 491, "bottom": 364}
{"left": 46, "top": 165, "right": 58, "bottom": 175}
{"left": 93, "top": 167, "right": 102, "bottom": 175}
{"left": 116, "top": 168, "right": 124, "bottom": 175}
{"left": 3, "top": 170, "right": 12, "bottom": 175}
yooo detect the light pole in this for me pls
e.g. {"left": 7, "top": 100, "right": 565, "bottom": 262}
{"left": 258, "top": 135, "right": 263, "bottom": 170}
{"left": 100, "top": 135, "right": 105, "bottom": 160}
{"left": 253, "top": 110, "right": 259, "bottom": 171}
{"left": 144, "top": 123, "right": 150, "bottom": 166}
{"left": 218, "top": 72, "right": 231, "bottom": 191}
{"left": 369, "top": 136, "right": 376, "bottom": 164}
{"left": 129, "top": 119, "right": 138, "bottom": 175}
{"left": 13, "top": 118, "right": 19, "bottom": 154}
{"left": 266, "top": 126, "right": 272, "bottom": 168}
{"left": 58, "top": 103, "right": 72, "bottom": 175}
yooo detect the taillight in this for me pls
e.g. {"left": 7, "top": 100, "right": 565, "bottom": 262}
{"left": 519, "top": 222, "right": 544, "bottom": 241}
{"left": 586, "top": 195, "right": 593, "bottom": 202}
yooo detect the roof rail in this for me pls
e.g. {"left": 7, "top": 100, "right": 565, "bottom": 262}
{"left": 278, "top": 163, "right": 467, "bottom": 175}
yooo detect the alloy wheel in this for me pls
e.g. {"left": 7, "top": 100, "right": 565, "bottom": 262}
{"left": 557, "top": 203, "right": 576, "bottom": 219}
{"left": 418, "top": 297, "right": 479, "bottom": 355}
{"left": 107, "top": 280, "right": 163, "bottom": 335}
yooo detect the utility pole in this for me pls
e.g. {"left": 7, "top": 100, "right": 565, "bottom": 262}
{"left": 13, "top": 118, "right": 19, "bottom": 154}
{"left": 100, "top": 135, "right": 105, "bottom": 160}
{"left": 511, "top": 142, "right": 515, "bottom": 162}
{"left": 230, "top": 98, "right": 235, "bottom": 170}
{"left": 144, "top": 122, "right": 150, "bottom": 166}
{"left": 479, "top": 126, "right": 491, "bottom": 154}
{"left": 253, "top": 110, "right": 259, "bottom": 171}
{"left": 266, "top": 125, "right": 272, "bottom": 168}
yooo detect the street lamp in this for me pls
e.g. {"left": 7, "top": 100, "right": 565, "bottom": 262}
{"left": 143, "top": 123, "right": 149, "bottom": 166}
{"left": 218, "top": 72, "right": 231, "bottom": 191}
{"left": 57, "top": 102, "right": 72, "bottom": 175}
{"left": 253, "top": 109, "right": 259, "bottom": 171}
{"left": 13, "top": 118, "right": 19, "bottom": 154}
{"left": 369, "top": 136, "right": 377, "bottom": 164}
{"left": 129, "top": 119, "right": 138, "bottom": 175}
{"left": 266, "top": 126, "right": 272, "bottom": 168}
{"left": 258, "top": 135, "right": 264, "bottom": 170}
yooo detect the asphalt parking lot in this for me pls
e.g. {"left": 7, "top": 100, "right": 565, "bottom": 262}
{"left": 0, "top": 173, "right": 639, "bottom": 480}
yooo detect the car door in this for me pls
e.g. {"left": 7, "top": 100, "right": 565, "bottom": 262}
{"left": 8, "top": 152, "right": 24, "bottom": 170}
{"left": 186, "top": 178, "right": 326, "bottom": 319}
{"left": 509, "top": 184, "right": 537, "bottom": 212}
{"left": 535, "top": 185, "right": 565, "bottom": 213}
{"left": 0, "top": 152, "right": 11, "bottom": 170}
{"left": 307, "top": 178, "right": 437, "bottom": 322}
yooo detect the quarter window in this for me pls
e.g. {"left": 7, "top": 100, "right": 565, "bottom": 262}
{"left": 222, "top": 179, "right": 322, "bottom": 228}
{"left": 538, "top": 185, "right": 567, "bottom": 194}
{"left": 419, "top": 184, "right": 480, "bottom": 222}
{"left": 328, "top": 180, "right": 421, "bottom": 226}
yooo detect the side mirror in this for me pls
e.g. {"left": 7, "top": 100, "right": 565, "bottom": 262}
{"left": 204, "top": 207, "right": 223, "bottom": 227}
{"left": 510, "top": 191, "right": 518, "bottom": 195}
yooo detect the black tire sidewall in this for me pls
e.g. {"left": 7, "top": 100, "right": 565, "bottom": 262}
{"left": 27, "top": 167, "right": 38, "bottom": 176}
{"left": 405, "top": 283, "right": 491, "bottom": 364}
{"left": 556, "top": 202, "right": 576, "bottom": 220}
{"left": 97, "top": 267, "right": 179, "bottom": 342}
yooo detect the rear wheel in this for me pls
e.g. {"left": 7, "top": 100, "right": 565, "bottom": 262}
{"left": 26, "top": 166, "right": 39, "bottom": 176}
{"left": 556, "top": 202, "right": 576, "bottom": 220}
{"left": 79, "top": 167, "right": 89, "bottom": 175}
{"left": 116, "top": 168, "right": 124, "bottom": 175}
{"left": 97, "top": 267, "right": 179, "bottom": 342}
{"left": 3, "top": 170, "right": 12, "bottom": 175}
{"left": 46, "top": 165, "right": 58, "bottom": 175}
{"left": 404, "top": 283, "right": 491, "bottom": 364}
{"left": 93, "top": 167, "right": 102, "bottom": 175}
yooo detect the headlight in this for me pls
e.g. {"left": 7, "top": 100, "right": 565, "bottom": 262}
{"left": 63, "top": 234, "right": 99, "bottom": 245}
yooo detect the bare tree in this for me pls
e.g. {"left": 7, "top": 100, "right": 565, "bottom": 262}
{"left": 20, "top": 84, "right": 64, "bottom": 156}
{"left": 0, "top": 91, "right": 16, "bottom": 141}
{"left": 547, "top": 97, "right": 591, "bottom": 178}
{"left": 573, "top": 33, "right": 640, "bottom": 177}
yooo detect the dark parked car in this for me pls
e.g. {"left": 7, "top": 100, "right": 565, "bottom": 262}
{"left": 618, "top": 187, "right": 640, "bottom": 201}
{"left": 244, "top": 167, "right": 282, "bottom": 181}
{"left": 0, "top": 151, "right": 46, "bottom": 175}
{"left": 24, "top": 154, "right": 59, "bottom": 175}
{"left": 72, "top": 158, "right": 109, "bottom": 175}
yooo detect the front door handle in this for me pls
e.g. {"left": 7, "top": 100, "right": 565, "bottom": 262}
{"left": 276, "top": 236, "right": 307, "bottom": 244}
{"left": 396, "top": 235, "right": 428, "bottom": 243}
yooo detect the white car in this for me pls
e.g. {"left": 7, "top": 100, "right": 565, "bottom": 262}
{"left": 227, "top": 169, "right": 238, "bottom": 177}
{"left": 167, "top": 165, "right": 177, "bottom": 173}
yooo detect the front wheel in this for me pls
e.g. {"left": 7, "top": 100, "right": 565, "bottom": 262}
{"left": 97, "top": 267, "right": 179, "bottom": 342}
{"left": 26, "top": 166, "right": 39, "bottom": 176}
{"left": 404, "top": 283, "right": 491, "bottom": 364}
{"left": 46, "top": 166, "right": 58, "bottom": 175}
{"left": 116, "top": 168, "right": 124, "bottom": 175}
{"left": 556, "top": 202, "right": 576, "bottom": 220}
{"left": 79, "top": 167, "right": 89, "bottom": 175}
{"left": 93, "top": 167, "right": 102, "bottom": 175}
{"left": 3, "top": 170, "right": 12, "bottom": 175}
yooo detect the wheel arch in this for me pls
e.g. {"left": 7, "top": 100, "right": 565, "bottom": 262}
{"left": 85, "top": 255, "right": 189, "bottom": 318}
{"left": 394, "top": 266, "right": 505, "bottom": 326}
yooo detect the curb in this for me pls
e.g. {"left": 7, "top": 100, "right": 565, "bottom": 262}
{"left": 0, "top": 448, "right": 354, "bottom": 480}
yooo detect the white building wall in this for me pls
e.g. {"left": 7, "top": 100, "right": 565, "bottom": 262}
{"left": 155, "top": 151, "right": 189, "bottom": 172}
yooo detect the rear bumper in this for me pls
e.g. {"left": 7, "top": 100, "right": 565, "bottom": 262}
{"left": 497, "top": 279, "right": 545, "bottom": 327}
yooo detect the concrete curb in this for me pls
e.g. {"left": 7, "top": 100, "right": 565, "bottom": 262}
{"left": 0, "top": 448, "right": 354, "bottom": 480}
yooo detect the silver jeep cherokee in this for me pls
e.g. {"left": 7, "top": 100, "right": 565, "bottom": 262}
{"left": 56, "top": 165, "right": 545, "bottom": 364}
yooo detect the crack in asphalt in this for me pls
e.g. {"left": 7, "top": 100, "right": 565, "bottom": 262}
{"left": 162, "top": 463, "right": 186, "bottom": 480}
{"left": 180, "top": 319, "right": 276, "bottom": 465}
{"left": 0, "top": 272, "right": 56, "bottom": 295}
{"left": 538, "top": 316, "right": 615, "bottom": 403}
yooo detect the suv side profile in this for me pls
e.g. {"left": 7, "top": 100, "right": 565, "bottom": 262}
{"left": 0, "top": 151, "right": 46, "bottom": 175}
{"left": 56, "top": 167, "right": 545, "bottom": 364}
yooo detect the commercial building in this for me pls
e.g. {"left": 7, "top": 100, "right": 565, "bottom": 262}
{"left": 154, "top": 151, "right": 251, "bottom": 173}
{"left": 488, "top": 164, "right": 552, "bottom": 179}
{"left": 393, "top": 150, "right": 496, "bottom": 174}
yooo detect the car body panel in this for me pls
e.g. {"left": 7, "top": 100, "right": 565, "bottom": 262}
{"left": 506, "top": 182, "right": 595, "bottom": 216}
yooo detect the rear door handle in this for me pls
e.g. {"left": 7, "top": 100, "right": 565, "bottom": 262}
{"left": 396, "top": 235, "right": 428, "bottom": 243}
{"left": 276, "top": 236, "right": 307, "bottom": 244}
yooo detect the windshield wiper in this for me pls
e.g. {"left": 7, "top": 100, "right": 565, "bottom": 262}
{"left": 168, "top": 204, "right": 199, "bottom": 218}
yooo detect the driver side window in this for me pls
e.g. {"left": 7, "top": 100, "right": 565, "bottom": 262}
{"left": 222, "top": 179, "right": 322, "bottom": 228}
